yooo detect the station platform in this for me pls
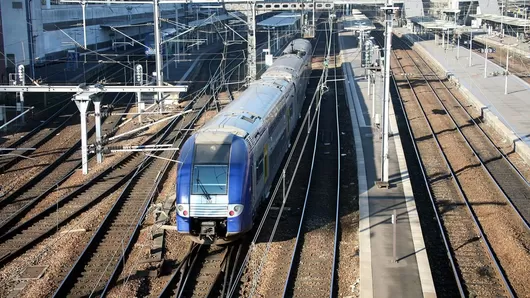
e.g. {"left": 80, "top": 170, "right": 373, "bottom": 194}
{"left": 472, "top": 32, "right": 530, "bottom": 59}
{"left": 338, "top": 31, "right": 436, "bottom": 297}
{"left": 395, "top": 28, "right": 530, "bottom": 162}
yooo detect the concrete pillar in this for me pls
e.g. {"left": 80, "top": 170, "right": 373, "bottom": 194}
{"left": 0, "top": 106, "right": 4, "bottom": 131}
{"left": 73, "top": 95, "right": 91, "bottom": 175}
{"left": 380, "top": 1, "right": 396, "bottom": 185}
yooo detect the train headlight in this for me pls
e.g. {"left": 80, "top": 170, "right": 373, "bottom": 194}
{"left": 228, "top": 204, "right": 244, "bottom": 218}
{"left": 177, "top": 204, "right": 189, "bottom": 218}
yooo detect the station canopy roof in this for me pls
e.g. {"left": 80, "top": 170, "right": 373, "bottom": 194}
{"left": 408, "top": 16, "right": 461, "bottom": 30}
{"left": 470, "top": 13, "right": 530, "bottom": 28}
{"left": 342, "top": 14, "right": 375, "bottom": 31}
{"left": 100, "top": 10, "right": 184, "bottom": 30}
{"left": 188, "top": 12, "right": 244, "bottom": 27}
{"left": 257, "top": 12, "right": 301, "bottom": 28}
{"left": 100, "top": 22, "right": 152, "bottom": 30}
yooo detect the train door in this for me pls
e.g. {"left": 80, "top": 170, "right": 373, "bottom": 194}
{"left": 253, "top": 135, "right": 269, "bottom": 210}
{"left": 287, "top": 102, "right": 292, "bottom": 133}
{"left": 264, "top": 144, "right": 269, "bottom": 182}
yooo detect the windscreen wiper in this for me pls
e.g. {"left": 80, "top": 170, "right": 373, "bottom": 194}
{"left": 196, "top": 177, "right": 213, "bottom": 202}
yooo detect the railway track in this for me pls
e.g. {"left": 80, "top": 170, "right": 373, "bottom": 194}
{"left": 231, "top": 17, "right": 342, "bottom": 298}
{"left": 0, "top": 102, "right": 78, "bottom": 175}
{"left": 104, "top": 36, "right": 272, "bottom": 297}
{"left": 53, "top": 94, "right": 213, "bottom": 297}
{"left": 0, "top": 93, "right": 134, "bottom": 238}
{"left": 0, "top": 99, "right": 169, "bottom": 267}
{"left": 390, "top": 33, "right": 530, "bottom": 297}
{"left": 159, "top": 243, "right": 242, "bottom": 298}
{"left": 398, "top": 38, "right": 530, "bottom": 228}
{"left": 283, "top": 21, "right": 340, "bottom": 298}
{"left": 0, "top": 52, "right": 148, "bottom": 177}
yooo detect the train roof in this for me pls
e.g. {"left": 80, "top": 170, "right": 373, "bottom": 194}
{"left": 199, "top": 78, "right": 289, "bottom": 139}
{"left": 282, "top": 38, "right": 312, "bottom": 55}
{"left": 197, "top": 38, "right": 311, "bottom": 144}
{"left": 261, "top": 54, "right": 306, "bottom": 81}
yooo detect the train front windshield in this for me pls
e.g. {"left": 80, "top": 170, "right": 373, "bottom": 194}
{"left": 192, "top": 144, "right": 230, "bottom": 195}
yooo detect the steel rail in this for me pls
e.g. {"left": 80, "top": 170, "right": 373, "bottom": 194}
{"left": 158, "top": 243, "right": 200, "bottom": 297}
{"left": 0, "top": 89, "right": 135, "bottom": 238}
{"left": 0, "top": 97, "right": 160, "bottom": 267}
{"left": 398, "top": 37, "right": 530, "bottom": 230}
{"left": 53, "top": 94, "right": 210, "bottom": 297}
{"left": 391, "top": 36, "right": 515, "bottom": 297}
{"left": 0, "top": 101, "right": 72, "bottom": 152}
{"left": 177, "top": 245, "right": 206, "bottom": 297}
{"left": 228, "top": 26, "right": 326, "bottom": 298}
{"left": 98, "top": 95, "right": 214, "bottom": 297}
{"left": 0, "top": 107, "right": 78, "bottom": 175}
{"left": 373, "top": 33, "right": 465, "bottom": 296}
{"left": 330, "top": 24, "right": 340, "bottom": 297}
{"left": 54, "top": 37, "right": 238, "bottom": 295}
{"left": 281, "top": 97, "right": 322, "bottom": 297}
{"left": 282, "top": 21, "right": 338, "bottom": 297}
{"left": 52, "top": 113, "right": 186, "bottom": 297}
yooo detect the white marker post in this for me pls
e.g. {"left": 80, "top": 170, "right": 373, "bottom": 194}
{"left": 392, "top": 209, "right": 397, "bottom": 263}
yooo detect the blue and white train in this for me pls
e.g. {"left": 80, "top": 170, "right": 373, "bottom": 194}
{"left": 175, "top": 39, "right": 313, "bottom": 244}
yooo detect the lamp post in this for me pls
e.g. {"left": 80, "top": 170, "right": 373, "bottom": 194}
{"left": 378, "top": 0, "right": 398, "bottom": 186}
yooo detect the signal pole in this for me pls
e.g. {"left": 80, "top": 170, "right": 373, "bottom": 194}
{"left": 153, "top": 0, "right": 164, "bottom": 112}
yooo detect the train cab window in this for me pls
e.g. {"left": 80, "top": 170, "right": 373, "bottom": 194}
{"left": 192, "top": 144, "right": 230, "bottom": 195}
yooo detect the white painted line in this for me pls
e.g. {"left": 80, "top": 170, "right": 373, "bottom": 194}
{"left": 339, "top": 33, "right": 373, "bottom": 298}
{"left": 389, "top": 100, "right": 437, "bottom": 298}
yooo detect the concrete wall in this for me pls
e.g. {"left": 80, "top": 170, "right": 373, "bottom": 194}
{"left": 2, "top": 2, "right": 181, "bottom": 67}
{"left": 1, "top": 0, "right": 31, "bottom": 67}
{"left": 0, "top": 3, "right": 6, "bottom": 84}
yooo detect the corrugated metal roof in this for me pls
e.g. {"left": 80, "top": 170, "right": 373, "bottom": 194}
{"left": 343, "top": 14, "right": 375, "bottom": 31}
{"left": 257, "top": 12, "right": 301, "bottom": 28}
{"left": 470, "top": 13, "right": 530, "bottom": 27}
{"left": 188, "top": 12, "right": 243, "bottom": 27}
